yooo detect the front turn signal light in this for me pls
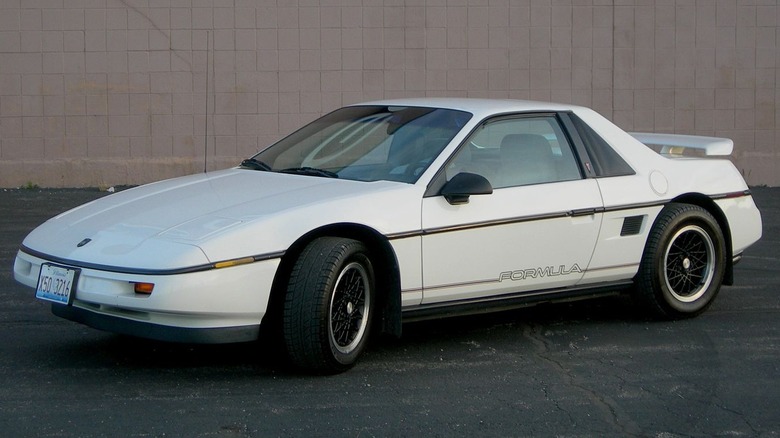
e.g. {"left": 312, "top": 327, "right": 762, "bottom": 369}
{"left": 133, "top": 282, "right": 155, "bottom": 294}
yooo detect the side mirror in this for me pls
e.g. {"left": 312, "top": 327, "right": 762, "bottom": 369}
{"left": 440, "top": 172, "right": 493, "bottom": 205}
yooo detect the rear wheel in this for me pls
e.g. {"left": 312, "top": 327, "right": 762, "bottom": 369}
{"left": 282, "top": 237, "right": 374, "bottom": 373}
{"left": 636, "top": 203, "right": 726, "bottom": 319}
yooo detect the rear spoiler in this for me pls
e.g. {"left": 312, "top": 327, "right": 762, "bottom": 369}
{"left": 629, "top": 132, "right": 733, "bottom": 156}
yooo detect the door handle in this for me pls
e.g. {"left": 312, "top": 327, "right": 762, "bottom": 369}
{"left": 568, "top": 208, "right": 600, "bottom": 217}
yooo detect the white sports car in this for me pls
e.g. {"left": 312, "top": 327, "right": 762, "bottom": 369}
{"left": 14, "top": 99, "right": 762, "bottom": 373}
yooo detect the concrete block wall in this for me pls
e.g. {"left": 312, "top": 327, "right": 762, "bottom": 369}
{"left": 0, "top": 0, "right": 777, "bottom": 187}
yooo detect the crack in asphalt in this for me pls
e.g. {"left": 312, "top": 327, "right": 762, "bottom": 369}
{"left": 521, "top": 322, "right": 644, "bottom": 437}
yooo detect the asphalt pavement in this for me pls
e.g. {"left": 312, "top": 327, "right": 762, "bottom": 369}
{"left": 1, "top": 187, "right": 778, "bottom": 437}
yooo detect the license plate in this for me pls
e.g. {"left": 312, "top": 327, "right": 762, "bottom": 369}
{"left": 36, "top": 264, "right": 79, "bottom": 305}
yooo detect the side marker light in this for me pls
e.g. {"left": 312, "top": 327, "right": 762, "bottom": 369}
{"left": 214, "top": 257, "right": 255, "bottom": 269}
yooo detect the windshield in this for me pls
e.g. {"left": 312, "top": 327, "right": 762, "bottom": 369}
{"left": 248, "top": 106, "right": 472, "bottom": 183}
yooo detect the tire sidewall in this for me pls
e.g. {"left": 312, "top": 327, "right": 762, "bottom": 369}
{"left": 283, "top": 237, "right": 377, "bottom": 373}
{"left": 647, "top": 205, "right": 726, "bottom": 316}
{"left": 323, "top": 247, "right": 375, "bottom": 367}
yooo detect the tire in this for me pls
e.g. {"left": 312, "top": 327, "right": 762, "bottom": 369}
{"left": 282, "top": 237, "right": 374, "bottom": 373}
{"left": 636, "top": 203, "right": 726, "bottom": 319}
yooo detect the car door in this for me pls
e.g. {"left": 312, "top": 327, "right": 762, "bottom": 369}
{"left": 420, "top": 113, "right": 604, "bottom": 305}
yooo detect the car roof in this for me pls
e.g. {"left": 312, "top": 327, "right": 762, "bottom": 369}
{"left": 353, "top": 98, "right": 584, "bottom": 119}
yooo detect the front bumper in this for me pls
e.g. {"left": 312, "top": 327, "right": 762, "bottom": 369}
{"left": 51, "top": 304, "right": 261, "bottom": 343}
{"left": 14, "top": 250, "right": 281, "bottom": 344}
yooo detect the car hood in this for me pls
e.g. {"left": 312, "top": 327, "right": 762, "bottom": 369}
{"left": 22, "top": 169, "right": 422, "bottom": 270}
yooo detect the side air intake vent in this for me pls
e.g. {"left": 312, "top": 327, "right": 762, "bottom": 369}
{"left": 620, "top": 215, "right": 644, "bottom": 236}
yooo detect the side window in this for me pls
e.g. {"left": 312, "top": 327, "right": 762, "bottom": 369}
{"left": 446, "top": 115, "right": 582, "bottom": 189}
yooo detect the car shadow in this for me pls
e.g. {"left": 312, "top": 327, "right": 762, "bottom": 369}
{"left": 37, "top": 294, "right": 646, "bottom": 376}
{"left": 366, "top": 294, "right": 647, "bottom": 357}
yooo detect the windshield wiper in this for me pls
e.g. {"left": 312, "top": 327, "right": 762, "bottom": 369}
{"left": 239, "top": 158, "right": 272, "bottom": 171}
{"left": 279, "top": 167, "right": 339, "bottom": 178}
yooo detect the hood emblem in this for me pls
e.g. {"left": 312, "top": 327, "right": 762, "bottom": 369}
{"left": 77, "top": 238, "right": 92, "bottom": 248}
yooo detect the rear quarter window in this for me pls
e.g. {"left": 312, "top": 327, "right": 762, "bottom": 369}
{"left": 569, "top": 114, "right": 635, "bottom": 177}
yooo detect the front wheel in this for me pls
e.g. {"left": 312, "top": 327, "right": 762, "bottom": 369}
{"left": 282, "top": 237, "right": 374, "bottom": 373}
{"left": 636, "top": 203, "right": 726, "bottom": 319}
